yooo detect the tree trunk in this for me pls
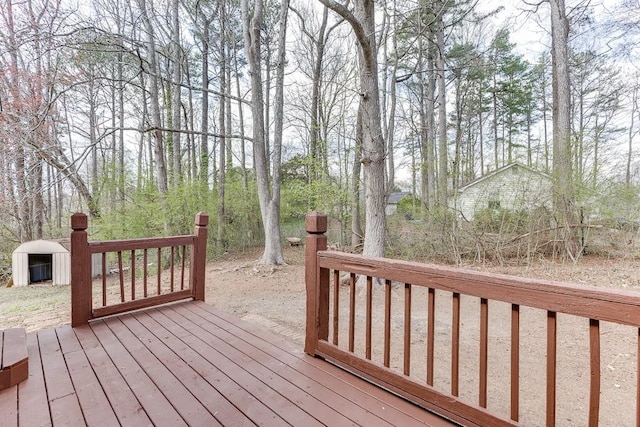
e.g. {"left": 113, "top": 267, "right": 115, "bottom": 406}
{"left": 217, "top": 3, "right": 227, "bottom": 251}
{"left": 352, "top": 104, "right": 364, "bottom": 248}
{"left": 310, "top": 7, "right": 329, "bottom": 180}
{"left": 550, "top": 0, "right": 576, "bottom": 258}
{"left": 320, "top": 0, "right": 387, "bottom": 258}
{"left": 263, "top": 0, "right": 289, "bottom": 264}
{"left": 172, "top": 0, "right": 182, "bottom": 187}
{"left": 426, "top": 41, "right": 436, "bottom": 210}
{"left": 628, "top": 84, "right": 638, "bottom": 187}
{"left": 200, "top": 16, "right": 210, "bottom": 186}
{"left": 118, "top": 33, "right": 125, "bottom": 207}
{"left": 436, "top": 10, "right": 448, "bottom": 208}
{"left": 137, "top": 0, "right": 168, "bottom": 193}
{"left": 234, "top": 37, "right": 249, "bottom": 190}
{"left": 386, "top": 10, "right": 398, "bottom": 192}
{"left": 241, "top": 0, "right": 286, "bottom": 265}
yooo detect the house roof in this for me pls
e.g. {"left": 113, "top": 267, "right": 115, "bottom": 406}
{"left": 457, "top": 162, "right": 551, "bottom": 193}
{"left": 388, "top": 192, "right": 412, "bottom": 204}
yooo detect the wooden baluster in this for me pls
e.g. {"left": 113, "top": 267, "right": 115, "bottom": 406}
{"left": 479, "top": 298, "right": 488, "bottom": 408}
{"left": 404, "top": 283, "right": 411, "bottom": 376}
{"left": 304, "top": 211, "right": 328, "bottom": 356}
{"left": 118, "top": 251, "right": 124, "bottom": 302}
{"left": 452, "top": 292, "right": 461, "bottom": 396}
{"left": 131, "top": 250, "right": 136, "bottom": 301}
{"left": 170, "top": 246, "right": 175, "bottom": 292}
{"left": 588, "top": 319, "right": 600, "bottom": 427}
{"left": 157, "top": 247, "right": 162, "bottom": 295}
{"left": 427, "top": 288, "right": 435, "bottom": 386}
{"left": 180, "top": 245, "right": 186, "bottom": 290}
{"left": 101, "top": 253, "right": 107, "bottom": 307}
{"left": 71, "top": 213, "right": 92, "bottom": 326}
{"left": 143, "top": 249, "right": 148, "bottom": 298}
{"left": 547, "top": 311, "right": 557, "bottom": 427}
{"left": 349, "top": 273, "right": 356, "bottom": 353}
{"left": 511, "top": 304, "right": 520, "bottom": 422}
{"left": 384, "top": 279, "right": 391, "bottom": 368}
{"left": 366, "top": 276, "right": 373, "bottom": 360}
{"left": 451, "top": 292, "right": 460, "bottom": 396}
{"left": 333, "top": 269, "right": 339, "bottom": 346}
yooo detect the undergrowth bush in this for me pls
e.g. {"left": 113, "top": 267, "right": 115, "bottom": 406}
{"left": 386, "top": 205, "right": 562, "bottom": 265}
{"left": 473, "top": 207, "right": 531, "bottom": 234}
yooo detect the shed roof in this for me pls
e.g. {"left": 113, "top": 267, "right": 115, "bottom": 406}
{"left": 13, "top": 240, "right": 69, "bottom": 255}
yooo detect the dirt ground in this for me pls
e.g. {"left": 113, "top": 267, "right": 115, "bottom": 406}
{"left": 2, "top": 245, "right": 640, "bottom": 426}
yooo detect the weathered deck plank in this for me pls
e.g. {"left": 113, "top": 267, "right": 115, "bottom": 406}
{"left": 57, "top": 325, "right": 120, "bottom": 427}
{"left": 38, "top": 328, "right": 85, "bottom": 425}
{"left": 73, "top": 324, "right": 152, "bottom": 426}
{"left": 0, "top": 301, "right": 455, "bottom": 426}
{"left": 167, "top": 304, "right": 347, "bottom": 426}
{"left": 0, "top": 381, "right": 17, "bottom": 427}
{"left": 16, "top": 334, "right": 50, "bottom": 427}
{"left": 201, "top": 303, "right": 446, "bottom": 426}
{"left": 90, "top": 320, "right": 187, "bottom": 427}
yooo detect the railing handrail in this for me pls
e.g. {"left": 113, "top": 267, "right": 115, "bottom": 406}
{"left": 71, "top": 212, "right": 208, "bottom": 326}
{"left": 316, "top": 249, "right": 640, "bottom": 326}
{"left": 87, "top": 235, "right": 196, "bottom": 253}
{"left": 304, "top": 211, "right": 640, "bottom": 427}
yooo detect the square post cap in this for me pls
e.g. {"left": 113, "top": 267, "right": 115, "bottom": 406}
{"left": 71, "top": 213, "right": 88, "bottom": 230}
{"left": 306, "top": 211, "right": 327, "bottom": 234}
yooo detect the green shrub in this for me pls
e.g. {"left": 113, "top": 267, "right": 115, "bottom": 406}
{"left": 474, "top": 207, "right": 531, "bottom": 234}
{"left": 396, "top": 196, "right": 424, "bottom": 219}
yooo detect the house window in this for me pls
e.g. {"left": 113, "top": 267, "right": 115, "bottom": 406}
{"left": 488, "top": 200, "right": 501, "bottom": 209}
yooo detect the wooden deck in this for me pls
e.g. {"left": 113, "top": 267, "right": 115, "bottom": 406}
{"left": 0, "top": 300, "right": 454, "bottom": 426}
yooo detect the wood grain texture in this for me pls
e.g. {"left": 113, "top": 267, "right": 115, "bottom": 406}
{"left": 317, "top": 251, "right": 640, "bottom": 326}
{"left": 1, "top": 301, "right": 452, "bottom": 426}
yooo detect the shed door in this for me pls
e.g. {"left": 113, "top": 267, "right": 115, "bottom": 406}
{"left": 28, "top": 254, "right": 52, "bottom": 283}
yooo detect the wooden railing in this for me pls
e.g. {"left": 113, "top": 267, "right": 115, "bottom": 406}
{"left": 304, "top": 211, "right": 640, "bottom": 427}
{"left": 71, "top": 212, "right": 208, "bottom": 326}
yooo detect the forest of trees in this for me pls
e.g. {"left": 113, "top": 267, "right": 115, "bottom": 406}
{"left": 1, "top": 0, "right": 640, "bottom": 267}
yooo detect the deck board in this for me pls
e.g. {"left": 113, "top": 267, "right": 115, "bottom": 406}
{"left": 38, "top": 328, "right": 86, "bottom": 426}
{"left": 1, "top": 301, "right": 455, "bottom": 426}
{"left": 16, "top": 334, "right": 50, "bottom": 427}
{"left": 166, "top": 305, "right": 343, "bottom": 426}
{"left": 177, "top": 303, "right": 410, "bottom": 426}
{"left": 73, "top": 325, "right": 152, "bottom": 426}
{"left": 202, "top": 303, "right": 438, "bottom": 424}
{"left": 57, "top": 325, "right": 120, "bottom": 427}
{"left": 0, "top": 380, "right": 17, "bottom": 427}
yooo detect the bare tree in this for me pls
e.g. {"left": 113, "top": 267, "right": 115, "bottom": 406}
{"left": 628, "top": 78, "right": 640, "bottom": 187}
{"left": 435, "top": 2, "right": 448, "bottom": 207}
{"left": 241, "top": 0, "right": 286, "bottom": 264}
{"left": 550, "top": 0, "right": 576, "bottom": 257}
{"left": 136, "top": 0, "right": 169, "bottom": 193}
{"left": 318, "top": 0, "right": 387, "bottom": 258}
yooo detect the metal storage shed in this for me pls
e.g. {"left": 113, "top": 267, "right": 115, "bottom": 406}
{"left": 11, "top": 240, "right": 70, "bottom": 286}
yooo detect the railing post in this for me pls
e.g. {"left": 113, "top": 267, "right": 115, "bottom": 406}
{"left": 305, "top": 211, "right": 328, "bottom": 356}
{"left": 71, "top": 213, "right": 92, "bottom": 326}
{"left": 191, "top": 212, "right": 209, "bottom": 301}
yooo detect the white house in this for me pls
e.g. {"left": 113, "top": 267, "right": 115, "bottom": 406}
{"left": 453, "top": 163, "right": 552, "bottom": 220}
{"left": 386, "top": 192, "right": 412, "bottom": 215}
{"left": 12, "top": 240, "right": 71, "bottom": 286}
